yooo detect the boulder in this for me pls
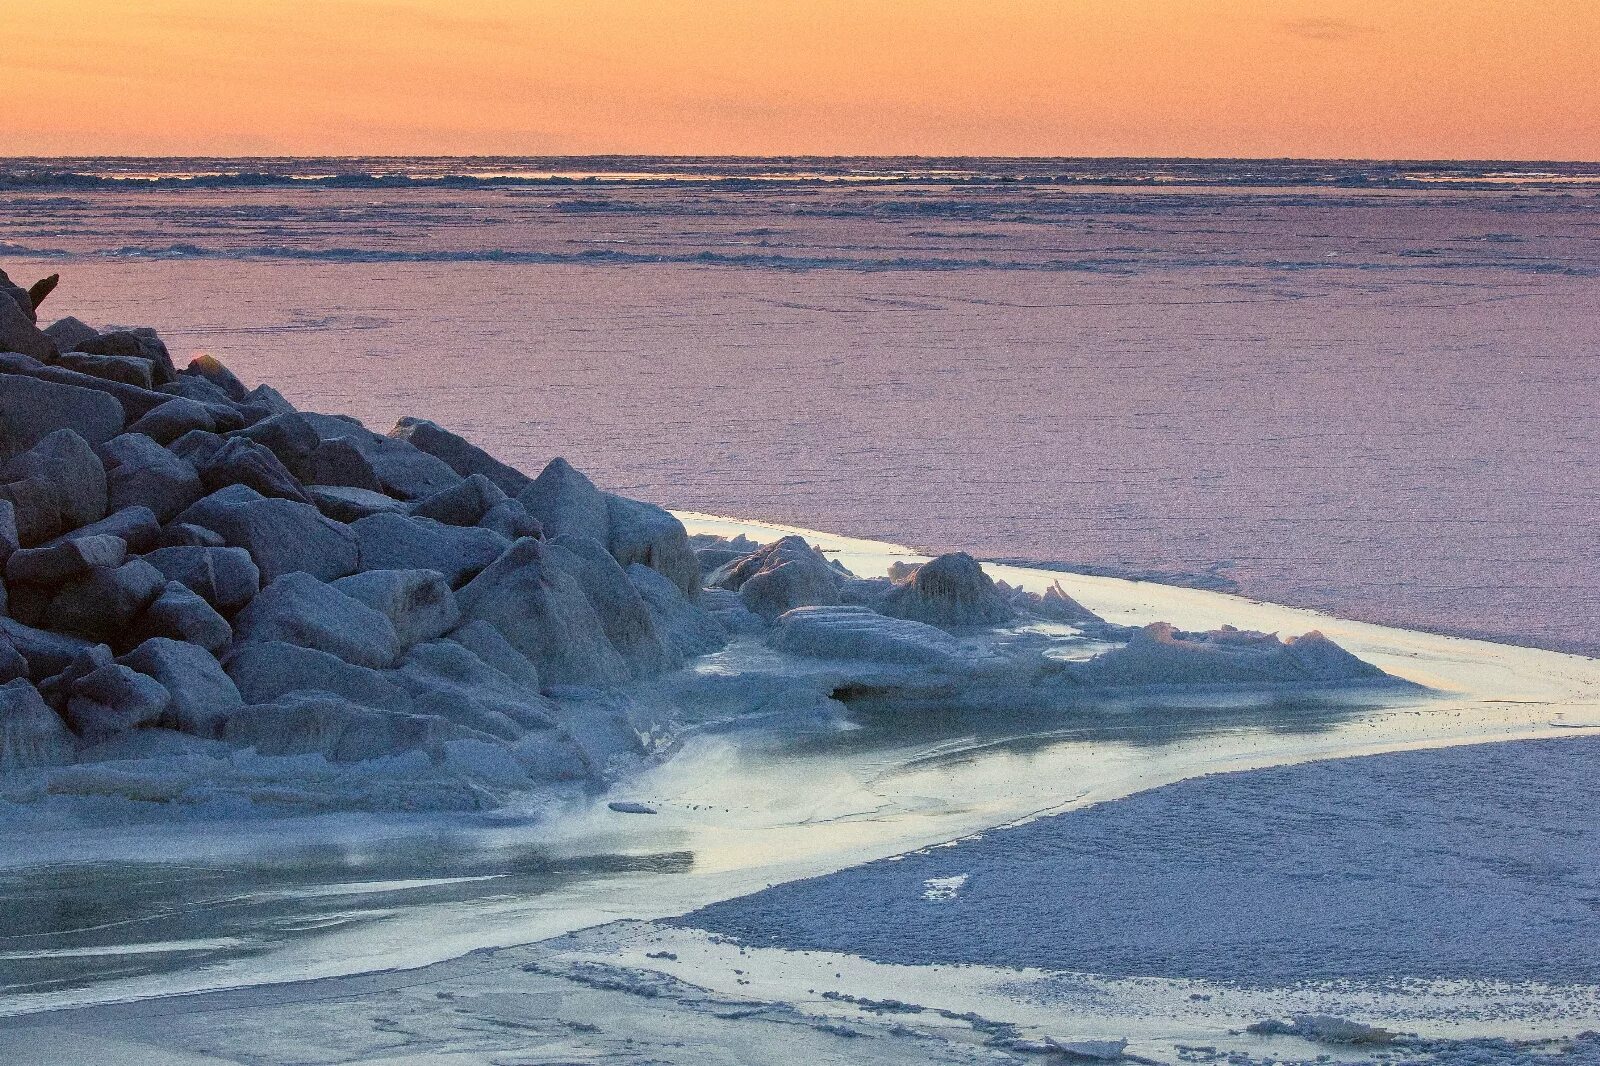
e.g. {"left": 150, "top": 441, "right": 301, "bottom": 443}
{"left": 332, "top": 569, "right": 460, "bottom": 651}
{"left": 627, "top": 563, "right": 727, "bottom": 659}
{"left": 159, "top": 374, "right": 236, "bottom": 409}
{"left": 225, "top": 640, "right": 413, "bottom": 710}
{"left": 43, "top": 558, "right": 167, "bottom": 643}
{"left": 408, "top": 473, "right": 506, "bottom": 526}
{"left": 388, "top": 417, "right": 532, "bottom": 496}
{"left": 223, "top": 691, "right": 483, "bottom": 762}
{"left": 713, "top": 536, "right": 841, "bottom": 622}
{"left": 54, "top": 351, "right": 154, "bottom": 389}
{"left": 45, "top": 505, "right": 160, "bottom": 553}
{"left": 36, "top": 643, "right": 114, "bottom": 711}
{"left": 396, "top": 639, "right": 551, "bottom": 739}
{"left": 0, "top": 429, "right": 107, "bottom": 545}
{"left": 101, "top": 433, "right": 203, "bottom": 521}
{"left": 175, "top": 484, "right": 359, "bottom": 583}
{"left": 477, "top": 498, "right": 543, "bottom": 540}
{"left": 231, "top": 412, "right": 320, "bottom": 478}
{"left": 0, "top": 373, "right": 125, "bottom": 456}
{"left": 1065, "top": 624, "right": 1394, "bottom": 688}
{"left": 66, "top": 662, "right": 171, "bottom": 737}
{"left": 129, "top": 397, "right": 216, "bottom": 445}
{"left": 548, "top": 536, "right": 671, "bottom": 676}
{"left": 518, "top": 457, "right": 608, "bottom": 542}
{"left": 132, "top": 581, "right": 232, "bottom": 653}
{"left": 0, "top": 616, "right": 93, "bottom": 681}
{"left": 0, "top": 634, "right": 26, "bottom": 684}
{"left": 6, "top": 533, "right": 127, "bottom": 585}
{"left": 445, "top": 619, "right": 543, "bottom": 691}
{"left": 0, "top": 290, "right": 56, "bottom": 360}
{"left": 307, "top": 485, "right": 406, "bottom": 523}
{"left": 0, "top": 678, "right": 75, "bottom": 770}
{"left": 0, "top": 269, "right": 37, "bottom": 320}
{"left": 298, "top": 412, "right": 460, "bottom": 500}
{"left": 0, "top": 498, "right": 16, "bottom": 565}
{"left": 0, "top": 351, "right": 172, "bottom": 421}
{"left": 350, "top": 512, "right": 508, "bottom": 587}
{"left": 184, "top": 354, "right": 249, "bottom": 401}
{"left": 301, "top": 437, "right": 382, "bottom": 491}
{"left": 43, "top": 316, "right": 99, "bottom": 351}
{"left": 233, "top": 572, "right": 400, "bottom": 669}
{"left": 144, "top": 545, "right": 260, "bottom": 613}
{"left": 119, "top": 637, "right": 240, "bottom": 736}
{"left": 153, "top": 522, "right": 225, "bottom": 549}
{"left": 605, "top": 493, "right": 698, "bottom": 598}
{"left": 76, "top": 328, "right": 176, "bottom": 385}
{"left": 880, "top": 552, "right": 1016, "bottom": 629}
{"left": 243, "top": 383, "right": 295, "bottom": 415}
{"left": 456, "top": 537, "right": 630, "bottom": 687}
{"left": 196, "top": 437, "right": 310, "bottom": 502}
{"left": 769, "top": 605, "right": 992, "bottom": 670}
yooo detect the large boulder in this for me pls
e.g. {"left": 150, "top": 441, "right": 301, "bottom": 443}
{"left": 627, "top": 563, "right": 726, "bottom": 660}
{"left": 0, "top": 678, "right": 75, "bottom": 770}
{"left": 43, "top": 316, "right": 99, "bottom": 351}
{"left": 713, "top": 536, "right": 841, "bottom": 622}
{"left": 349, "top": 512, "right": 508, "bottom": 587}
{"left": 880, "top": 552, "right": 1016, "bottom": 629}
{"left": 306, "top": 485, "right": 406, "bottom": 523}
{"left": 477, "top": 498, "right": 542, "bottom": 540}
{"left": 175, "top": 485, "right": 360, "bottom": 583}
{"left": 225, "top": 640, "right": 413, "bottom": 710}
{"left": 388, "top": 417, "right": 531, "bottom": 496}
{"left": 185, "top": 354, "right": 249, "bottom": 401}
{"left": 48, "top": 505, "right": 160, "bottom": 554}
{"left": 456, "top": 538, "right": 631, "bottom": 687}
{"left": 223, "top": 692, "right": 483, "bottom": 763}
{"left": 231, "top": 412, "right": 320, "bottom": 479}
{"left": 129, "top": 397, "right": 217, "bottom": 445}
{"left": 196, "top": 437, "right": 311, "bottom": 502}
{"left": 6, "top": 533, "right": 126, "bottom": 585}
{"left": 301, "top": 437, "right": 383, "bottom": 492}
{"left": 76, "top": 329, "right": 177, "bottom": 386}
{"left": 132, "top": 581, "right": 232, "bottom": 653}
{"left": 233, "top": 572, "right": 401, "bottom": 669}
{"left": 446, "top": 619, "right": 543, "bottom": 691}
{"left": 548, "top": 536, "right": 671, "bottom": 676}
{"left": 0, "top": 429, "right": 108, "bottom": 545}
{"left": 768, "top": 605, "right": 1000, "bottom": 672}
{"left": 0, "top": 374, "right": 124, "bottom": 456}
{"left": 332, "top": 569, "right": 460, "bottom": 651}
{"left": 0, "top": 290, "right": 56, "bottom": 361}
{"left": 0, "top": 617, "right": 93, "bottom": 681}
{"left": 298, "top": 412, "right": 461, "bottom": 500}
{"left": 408, "top": 473, "right": 506, "bottom": 527}
{"left": 604, "top": 493, "right": 698, "bottom": 598}
{"left": 119, "top": 637, "right": 241, "bottom": 736}
{"left": 100, "top": 433, "right": 203, "bottom": 521}
{"left": 54, "top": 351, "right": 154, "bottom": 389}
{"left": 66, "top": 662, "right": 171, "bottom": 738}
{"left": 144, "top": 545, "right": 260, "bottom": 614}
{"left": 43, "top": 558, "right": 167, "bottom": 643}
{"left": 518, "top": 458, "right": 608, "bottom": 542}
{"left": 396, "top": 639, "right": 552, "bottom": 739}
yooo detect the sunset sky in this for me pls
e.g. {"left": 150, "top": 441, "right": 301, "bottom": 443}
{"left": 5, "top": 0, "right": 1597, "bottom": 160}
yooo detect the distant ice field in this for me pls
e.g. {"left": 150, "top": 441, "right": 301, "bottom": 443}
{"left": 5, "top": 156, "right": 1596, "bottom": 653}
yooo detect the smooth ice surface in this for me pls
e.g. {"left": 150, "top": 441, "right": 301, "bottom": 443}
{"left": 683, "top": 736, "right": 1600, "bottom": 985}
{"left": 5, "top": 157, "right": 1597, "bottom": 653}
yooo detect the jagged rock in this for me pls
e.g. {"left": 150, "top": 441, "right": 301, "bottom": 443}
{"left": 880, "top": 552, "right": 1016, "bottom": 629}
{"left": 713, "top": 536, "right": 841, "bottom": 621}
{"left": 158, "top": 374, "right": 236, "bottom": 409}
{"left": 0, "top": 634, "right": 26, "bottom": 684}
{"left": 770, "top": 605, "right": 993, "bottom": 670}
{"left": 518, "top": 457, "right": 608, "bottom": 542}
{"left": 223, "top": 691, "right": 485, "bottom": 762}
{"left": 167, "top": 430, "right": 229, "bottom": 471}
{"left": 477, "top": 498, "right": 543, "bottom": 540}
{"left": 307, "top": 485, "right": 405, "bottom": 523}
{"left": 299, "top": 412, "right": 460, "bottom": 500}
{"left": 101, "top": 433, "right": 203, "bottom": 521}
{"left": 446, "top": 619, "right": 543, "bottom": 691}
{"left": 197, "top": 436, "right": 310, "bottom": 502}
{"left": 144, "top": 545, "right": 260, "bottom": 613}
{"left": 44, "top": 558, "right": 167, "bottom": 643}
{"left": 457, "top": 537, "right": 631, "bottom": 687}
{"left": 0, "top": 498, "right": 18, "bottom": 566}
{"left": 301, "top": 437, "right": 382, "bottom": 491}
{"left": 153, "top": 522, "right": 224, "bottom": 549}
{"left": 0, "top": 373, "right": 125, "bottom": 456}
{"left": 0, "top": 617, "right": 93, "bottom": 681}
{"left": 132, "top": 581, "right": 232, "bottom": 653}
{"left": 408, "top": 473, "right": 506, "bottom": 527}
{"left": 243, "top": 383, "right": 294, "bottom": 415}
{"left": 6, "top": 533, "right": 127, "bottom": 585}
{"left": 549, "top": 535, "right": 671, "bottom": 676}
{"left": 26, "top": 274, "right": 58, "bottom": 313}
{"left": 185, "top": 354, "right": 248, "bottom": 401}
{"left": 0, "top": 289, "right": 56, "bottom": 360}
{"left": 0, "top": 351, "right": 178, "bottom": 423}
{"left": 36, "top": 644, "right": 113, "bottom": 710}
{"left": 129, "top": 397, "right": 216, "bottom": 445}
{"left": 605, "top": 493, "right": 698, "bottom": 599}
{"left": 233, "top": 572, "right": 400, "bottom": 669}
{"left": 0, "top": 429, "right": 108, "bottom": 545}
{"left": 0, "top": 269, "right": 37, "bottom": 318}
{"left": 43, "top": 316, "right": 98, "bottom": 351}
{"left": 628, "top": 563, "right": 727, "bottom": 659}
{"left": 231, "top": 412, "right": 320, "bottom": 478}
{"left": 119, "top": 637, "right": 240, "bottom": 736}
{"left": 66, "top": 662, "right": 171, "bottom": 737}
{"left": 47, "top": 505, "right": 159, "bottom": 554}
{"left": 1065, "top": 623, "right": 1392, "bottom": 687}
{"left": 0, "top": 678, "right": 74, "bottom": 769}
{"left": 175, "top": 484, "right": 359, "bottom": 583}
{"left": 226, "top": 640, "right": 413, "bottom": 710}
{"left": 396, "top": 639, "right": 551, "bottom": 739}
{"left": 77, "top": 329, "right": 176, "bottom": 385}
{"left": 332, "top": 569, "right": 459, "bottom": 651}
{"left": 389, "top": 417, "right": 532, "bottom": 496}
{"left": 349, "top": 512, "right": 508, "bottom": 587}
{"left": 54, "top": 351, "right": 154, "bottom": 389}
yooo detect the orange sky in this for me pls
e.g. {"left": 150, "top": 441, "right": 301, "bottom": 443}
{"left": 4, "top": 0, "right": 1597, "bottom": 159}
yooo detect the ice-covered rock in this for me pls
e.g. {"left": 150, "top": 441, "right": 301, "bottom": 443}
{"left": 390, "top": 417, "right": 531, "bottom": 496}
{"left": 713, "top": 536, "right": 842, "bottom": 621}
{"left": 605, "top": 493, "right": 699, "bottom": 599}
{"left": 118, "top": 637, "right": 240, "bottom": 737}
{"left": 0, "top": 678, "right": 74, "bottom": 770}
{"left": 770, "top": 605, "right": 998, "bottom": 670}
{"left": 350, "top": 512, "right": 508, "bottom": 587}
{"left": 144, "top": 545, "right": 260, "bottom": 614}
{"left": 1067, "top": 623, "right": 1393, "bottom": 688}
{"left": 549, "top": 535, "right": 672, "bottom": 676}
{"left": 519, "top": 457, "right": 609, "bottom": 542}
{"left": 332, "top": 569, "right": 460, "bottom": 651}
{"left": 226, "top": 640, "right": 414, "bottom": 710}
{"left": 233, "top": 572, "right": 401, "bottom": 669}
{"left": 880, "top": 552, "right": 1016, "bottom": 628}
{"left": 1, "top": 374, "right": 125, "bottom": 455}
{"left": 66, "top": 661, "right": 171, "bottom": 737}
{"left": 396, "top": 639, "right": 553, "bottom": 739}
{"left": 176, "top": 484, "right": 359, "bottom": 583}
{"left": 628, "top": 562, "right": 727, "bottom": 659}
{"left": 223, "top": 691, "right": 485, "bottom": 763}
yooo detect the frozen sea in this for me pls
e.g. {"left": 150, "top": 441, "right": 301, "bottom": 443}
{"left": 4, "top": 155, "right": 1597, "bottom": 654}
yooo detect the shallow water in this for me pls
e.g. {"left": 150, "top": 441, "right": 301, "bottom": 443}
{"left": 3, "top": 157, "right": 1596, "bottom": 653}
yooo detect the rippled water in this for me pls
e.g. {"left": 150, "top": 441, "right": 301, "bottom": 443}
{"left": 4, "top": 157, "right": 1596, "bottom": 651}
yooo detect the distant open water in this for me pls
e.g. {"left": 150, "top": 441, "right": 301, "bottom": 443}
{"left": 4, "top": 157, "right": 1596, "bottom": 653}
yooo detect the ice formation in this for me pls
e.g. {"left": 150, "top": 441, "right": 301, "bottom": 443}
{"left": 0, "top": 273, "right": 1410, "bottom": 812}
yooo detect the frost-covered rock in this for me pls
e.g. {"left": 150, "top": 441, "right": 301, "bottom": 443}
{"left": 66, "top": 662, "right": 171, "bottom": 738}
{"left": 333, "top": 569, "right": 460, "bottom": 651}
{"left": 233, "top": 572, "right": 401, "bottom": 669}
{"left": 223, "top": 691, "right": 484, "bottom": 763}
{"left": 397, "top": 639, "right": 553, "bottom": 739}
{"left": 628, "top": 563, "right": 727, "bottom": 659}
{"left": 1067, "top": 623, "right": 1393, "bottom": 688}
{"left": 549, "top": 535, "right": 672, "bottom": 677}
{"left": 880, "top": 552, "right": 1016, "bottom": 629}
{"left": 390, "top": 417, "right": 531, "bottom": 496}
{"left": 119, "top": 637, "right": 240, "bottom": 737}
{"left": 714, "top": 536, "right": 842, "bottom": 621}
{"left": 144, "top": 545, "right": 260, "bottom": 614}
{"left": 605, "top": 493, "right": 699, "bottom": 599}
{"left": 350, "top": 512, "right": 508, "bottom": 587}
{"left": 226, "top": 640, "right": 413, "bottom": 710}
{"left": 770, "top": 605, "right": 998, "bottom": 670}
{"left": 0, "top": 678, "right": 74, "bottom": 770}
{"left": 519, "top": 457, "right": 609, "bottom": 542}
{"left": 176, "top": 484, "right": 359, "bottom": 583}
